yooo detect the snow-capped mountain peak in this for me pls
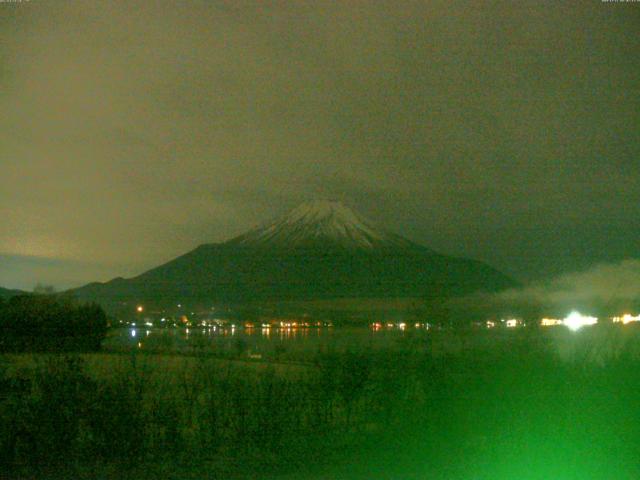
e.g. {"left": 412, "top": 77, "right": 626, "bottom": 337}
{"left": 227, "top": 200, "right": 417, "bottom": 249}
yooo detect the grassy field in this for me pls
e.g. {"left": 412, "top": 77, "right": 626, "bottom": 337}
{"left": 2, "top": 324, "right": 640, "bottom": 479}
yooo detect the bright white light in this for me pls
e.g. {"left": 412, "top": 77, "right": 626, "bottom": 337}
{"left": 505, "top": 319, "right": 518, "bottom": 328}
{"left": 613, "top": 314, "right": 640, "bottom": 325}
{"left": 563, "top": 311, "right": 597, "bottom": 331}
{"left": 136, "top": 305, "right": 144, "bottom": 313}
{"left": 130, "top": 329, "right": 136, "bottom": 338}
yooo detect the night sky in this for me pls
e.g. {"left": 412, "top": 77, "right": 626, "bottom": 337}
{"left": 1, "top": 1, "right": 639, "bottom": 291}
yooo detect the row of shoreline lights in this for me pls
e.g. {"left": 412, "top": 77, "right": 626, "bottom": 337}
{"left": 502, "top": 313, "right": 598, "bottom": 331}
{"left": 134, "top": 305, "right": 638, "bottom": 333}
{"left": 499, "top": 312, "right": 640, "bottom": 331}
{"left": 612, "top": 313, "right": 640, "bottom": 325}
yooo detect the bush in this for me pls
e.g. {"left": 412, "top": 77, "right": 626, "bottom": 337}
{"left": 0, "top": 295, "right": 108, "bottom": 352}
{"left": 3, "top": 330, "right": 640, "bottom": 479}
{"left": 0, "top": 356, "right": 96, "bottom": 474}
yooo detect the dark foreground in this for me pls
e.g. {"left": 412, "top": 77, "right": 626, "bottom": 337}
{"left": 2, "top": 326, "right": 640, "bottom": 479}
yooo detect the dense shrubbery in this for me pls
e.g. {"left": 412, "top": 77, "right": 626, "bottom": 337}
{"left": 0, "top": 351, "right": 423, "bottom": 478}
{"left": 0, "top": 295, "right": 108, "bottom": 352}
{"left": 2, "top": 330, "right": 640, "bottom": 478}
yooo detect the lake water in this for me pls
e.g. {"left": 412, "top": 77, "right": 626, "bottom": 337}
{"left": 103, "top": 325, "right": 424, "bottom": 360}
{"left": 102, "top": 322, "right": 640, "bottom": 366}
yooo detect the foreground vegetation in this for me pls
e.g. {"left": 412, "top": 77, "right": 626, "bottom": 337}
{"left": 2, "top": 325, "right": 640, "bottom": 479}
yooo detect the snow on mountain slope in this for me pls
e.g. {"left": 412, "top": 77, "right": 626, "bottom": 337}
{"left": 227, "top": 200, "right": 421, "bottom": 250}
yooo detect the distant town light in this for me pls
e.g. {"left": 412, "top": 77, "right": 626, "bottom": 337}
{"left": 504, "top": 319, "right": 518, "bottom": 328}
{"left": 613, "top": 314, "right": 640, "bottom": 325}
{"left": 136, "top": 305, "right": 144, "bottom": 313}
{"left": 486, "top": 320, "right": 496, "bottom": 329}
{"left": 563, "top": 311, "right": 597, "bottom": 331}
{"left": 541, "top": 318, "right": 563, "bottom": 327}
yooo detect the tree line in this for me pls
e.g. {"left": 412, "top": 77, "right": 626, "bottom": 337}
{"left": 0, "top": 294, "right": 108, "bottom": 352}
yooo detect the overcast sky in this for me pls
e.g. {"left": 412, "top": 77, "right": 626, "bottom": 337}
{"left": 1, "top": 0, "right": 639, "bottom": 290}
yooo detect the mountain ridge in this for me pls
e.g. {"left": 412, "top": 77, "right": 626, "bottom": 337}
{"left": 0, "top": 287, "right": 24, "bottom": 299}
{"left": 71, "top": 201, "right": 516, "bottom": 312}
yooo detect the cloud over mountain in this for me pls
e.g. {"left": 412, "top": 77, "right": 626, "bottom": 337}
{"left": 450, "top": 259, "right": 640, "bottom": 321}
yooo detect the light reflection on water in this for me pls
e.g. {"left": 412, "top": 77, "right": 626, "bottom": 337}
{"left": 105, "top": 325, "right": 415, "bottom": 357}
{"left": 105, "top": 323, "right": 640, "bottom": 366}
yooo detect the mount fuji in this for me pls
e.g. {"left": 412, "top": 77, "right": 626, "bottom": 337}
{"left": 72, "top": 201, "right": 515, "bottom": 312}
{"left": 229, "top": 200, "right": 418, "bottom": 250}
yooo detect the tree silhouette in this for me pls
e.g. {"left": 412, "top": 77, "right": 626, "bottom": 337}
{"left": 0, "top": 294, "right": 108, "bottom": 352}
